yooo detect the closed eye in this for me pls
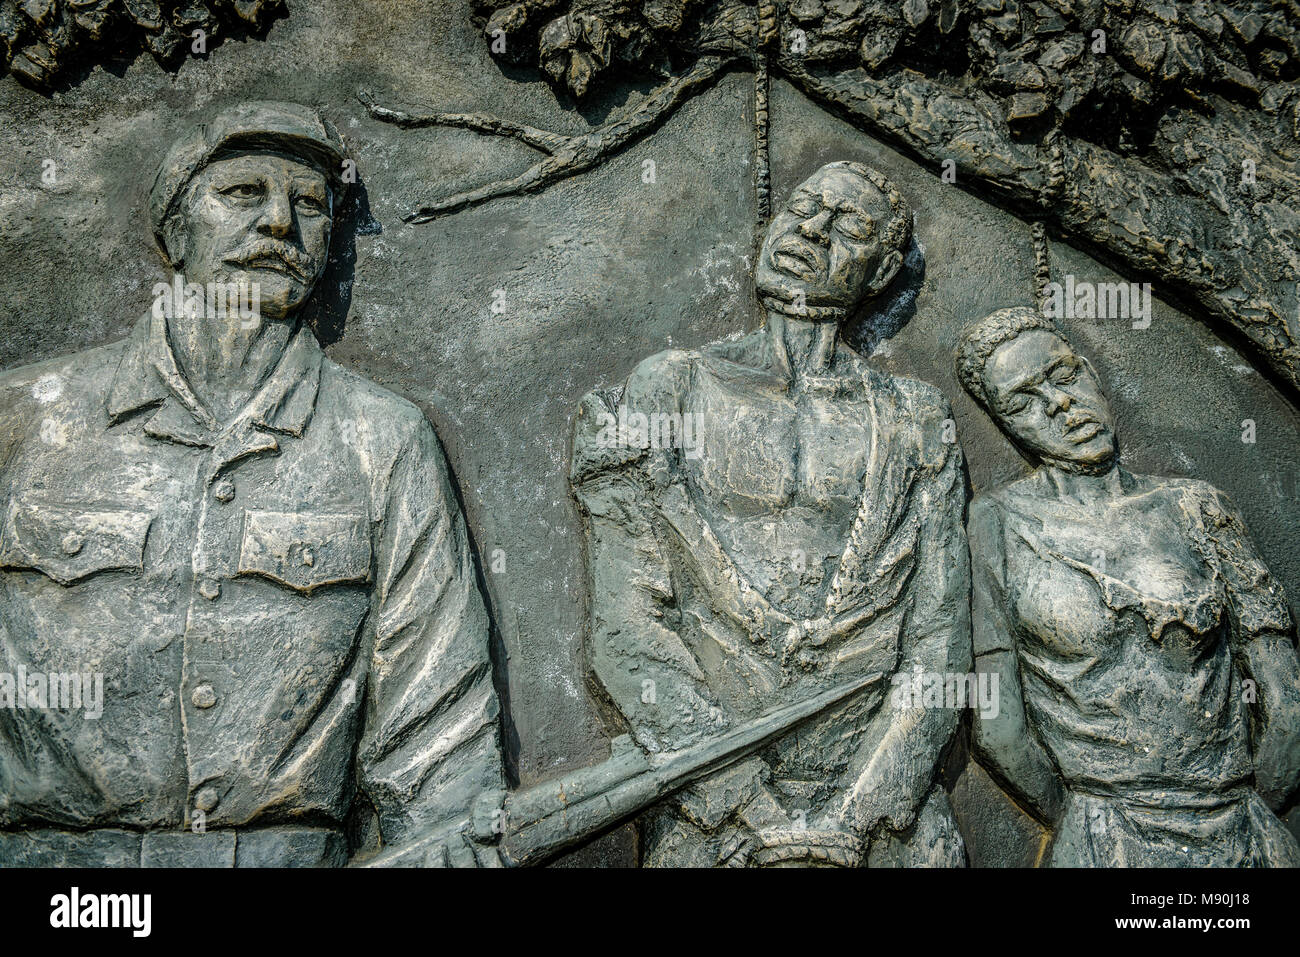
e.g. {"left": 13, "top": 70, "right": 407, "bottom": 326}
{"left": 789, "top": 197, "right": 821, "bottom": 217}
{"left": 1006, "top": 393, "right": 1032, "bottom": 414}
{"left": 295, "top": 195, "right": 327, "bottom": 215}
{"left": 1051, "top": 360, "right": 1080, "bottom": 384}
{"left": 834, "top": 214, "right": 873, "bottom": 241}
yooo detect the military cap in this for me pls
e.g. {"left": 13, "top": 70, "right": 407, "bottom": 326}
{"left": 149, "top": 101, "right": 349, "bottom": 260}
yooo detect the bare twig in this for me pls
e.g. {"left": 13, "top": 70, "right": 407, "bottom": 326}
{"left": 754, "top": 57, "right": 771, "bottom": 224}
{"left": 360, "top": 55, "right": 731, "bottom": 223}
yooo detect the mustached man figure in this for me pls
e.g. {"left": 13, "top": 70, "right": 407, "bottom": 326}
{"left": 0, "top": 103, "right": 505, "bottom": 867}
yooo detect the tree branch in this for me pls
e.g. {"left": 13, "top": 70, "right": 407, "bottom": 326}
{"left": 361, "top": 56, "right": 732, "bottom": 223}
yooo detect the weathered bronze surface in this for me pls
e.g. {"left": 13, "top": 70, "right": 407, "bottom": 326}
{"left": 0, "top": 103, "right": 506, "bottom": 867}
{"left": 1, "top": 0, "right": 1297, "bottom": 870}
{"left": 960, "top": 307, "right": 1300, "bottom": 867}
{"left": 572, "top": 164, "right": 969, "bottom": 867}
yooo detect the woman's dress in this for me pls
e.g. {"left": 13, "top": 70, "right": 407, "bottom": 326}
{"left": 974, "top": 470, "right": 1299, "bottom": 867}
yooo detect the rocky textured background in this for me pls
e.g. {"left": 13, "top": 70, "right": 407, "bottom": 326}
{"left": 1, "top": 0, "right": 1297, "bottom": 865}
{"left": 463, "top": 0, "right": 1300, "bottom": 395}
{"left": 1, "top": 0, "right": 284, "bottom": 88}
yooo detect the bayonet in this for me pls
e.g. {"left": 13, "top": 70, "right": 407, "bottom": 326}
{"left": 362, "top": 671, "right": 883, "bottom": 867}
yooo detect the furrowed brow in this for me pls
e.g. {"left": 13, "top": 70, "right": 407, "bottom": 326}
{"left": 291, "top": 177, "right": 329, "bottom": 198}
{"left": 1005, "top": 357, "right": 1064, "bottom": 394}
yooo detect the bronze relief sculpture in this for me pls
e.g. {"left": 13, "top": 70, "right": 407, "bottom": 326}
{"left": 571, "top": 162, "right": 970, "bottom": 867}
{"left": 0, "top": 102, "right": 506, "bottom": 867}
{"left": 1, "top": 0, "right": 1298, "bottom": 877}
{"left": 958, "top": 307, "right": 1300, "bottom": 867}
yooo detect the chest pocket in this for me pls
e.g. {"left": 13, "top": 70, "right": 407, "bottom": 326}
{"left": 238, "top": 510, "right": 372, "bottom": 593}
{"left": 0, "top": 499, "right": 152, "bottom": 585}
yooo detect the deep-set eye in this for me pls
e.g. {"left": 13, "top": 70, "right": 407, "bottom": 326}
{"left": 1052, "top": 361, "right": 1079, "bottom": 384}
{"left": 835, "top": 214, "right": 873, "bottom": 241}
{"left": 1006, "top": 394, "right": 1032, "bottom": 415}
{"left": 295, "top": 195, "right": 327, "bottom": 215}
{"left": 220, "top": 182, "right": 264, "bottom": 200}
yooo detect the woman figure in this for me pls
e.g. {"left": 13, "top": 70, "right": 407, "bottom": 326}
{"left": 957, "top": 306, "right": 1300, "bottom": 866}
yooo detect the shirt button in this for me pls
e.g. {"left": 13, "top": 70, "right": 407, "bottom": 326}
{"left": 61, "top": 532, "right": 84, "bottom": 555}
{"left": 191, "top": 683, "right": 217, "bottom": 709}
{"left": 198, "top": 579, "right": 221, "bottom": 601}
{"left": 213, "top": 479, "right": 235, "bottom": 503}
{"left": 194, "top": 787, "right": 220, "bottom": 813}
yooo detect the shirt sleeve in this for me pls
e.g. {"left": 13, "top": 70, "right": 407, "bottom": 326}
{"left": 356, "top": 416, "right": 506, "bottom": 850}
{"left": 1192, "top": 482, "right": 1293, "bottom": 641}
{"left": 827, "top": 398, "right": 972, "bottom": 836}
{"left": 967, "top": 494, "right": 1064, "bottom": 824}
{"left": 970, "top": 497, "right": 1014, "bottom": 656}
{"left": 571, "top": 363, "right": 789, "bottom": 837}
{"left": 570, "top": 378, "right": 724, "bottom": 755}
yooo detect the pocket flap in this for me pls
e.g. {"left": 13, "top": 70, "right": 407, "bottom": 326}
{"left": 238, "top": 510, "right": 371, "bottom": 593}
{"left": 0, "top": 499, "right": 152, "bottom": 585}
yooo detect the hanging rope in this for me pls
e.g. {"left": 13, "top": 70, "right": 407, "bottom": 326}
{"left": 755, "top": 57, "right": 771, "bottom": 222}
{"left": 754, "top": 1, "right": 777, "bottom": 225}
{"left": 1032, "top": 129, "right": 1065, "bottom": 314}
{"left": 1032, "top": 220, "right": 1051, "bottom": 312}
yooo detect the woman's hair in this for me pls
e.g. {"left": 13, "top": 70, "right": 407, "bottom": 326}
{"left": 955, "top": 306, "right": 1060, "bottom": 410}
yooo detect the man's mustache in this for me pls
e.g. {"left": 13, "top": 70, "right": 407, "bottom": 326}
{"left": 224, "top": 240, "right": 316, "bottom": 282}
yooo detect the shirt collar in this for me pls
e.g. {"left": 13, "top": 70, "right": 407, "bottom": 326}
{"left": 106, "top": 310, "right": 322, "bottom": 445}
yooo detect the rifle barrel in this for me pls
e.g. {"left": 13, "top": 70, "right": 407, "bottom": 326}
{"left": 501, "top": 672, "right": 883, "bottom": 866}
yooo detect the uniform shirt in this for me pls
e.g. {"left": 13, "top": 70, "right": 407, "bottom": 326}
{"left": 0, "top": 313, "right": 503, "bottom": 856}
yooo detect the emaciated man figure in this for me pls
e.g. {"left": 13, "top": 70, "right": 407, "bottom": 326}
{"left": 572, "top": 162, "right": 971, "bottom": 867}
{"left": 0, "top": 103, "right": 505, "bottom": 867}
